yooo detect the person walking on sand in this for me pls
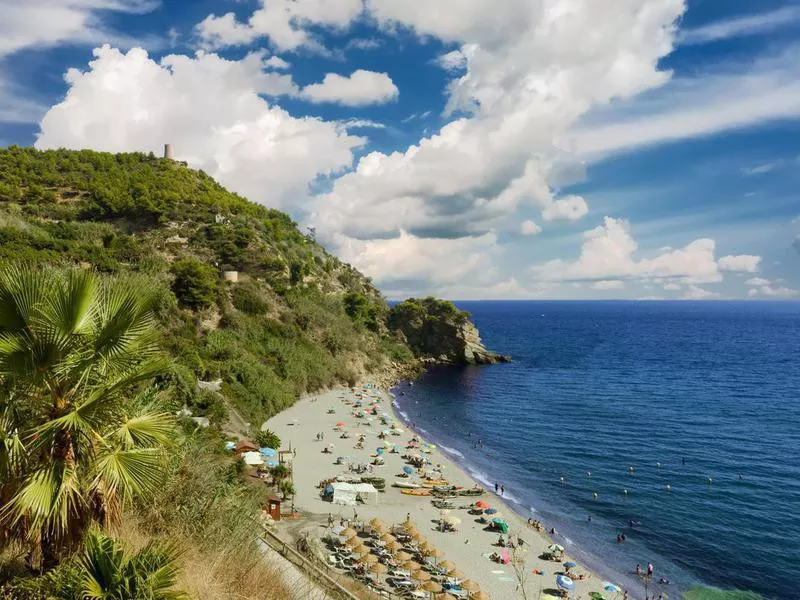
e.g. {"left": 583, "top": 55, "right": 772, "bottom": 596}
{"left": 328, "top": 514, "right": 334, "bottom": 527}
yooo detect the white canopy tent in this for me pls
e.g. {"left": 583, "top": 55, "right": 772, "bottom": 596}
{"left": 331, "top": 482, "right": 379, "bottom": 506}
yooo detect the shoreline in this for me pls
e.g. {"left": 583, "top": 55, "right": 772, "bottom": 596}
{"left": 264, "top": 383, "right": 619, "bottom": 600}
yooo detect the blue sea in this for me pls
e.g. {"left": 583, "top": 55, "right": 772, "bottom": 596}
{"left": 392, "top": 301, "right": 800, "bottom": 600}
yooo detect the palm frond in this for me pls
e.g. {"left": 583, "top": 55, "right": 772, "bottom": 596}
{"left": 91, "top": 447, "right": 166, "bottom": 503}
{"left": 78, "top": 528, "right": 125, "bottom": 599}
{"left": 112, "top": 411, "right": 175, "bottom": 450}
{"left": 42, "top": 269, "right": 97, "bottom": 338}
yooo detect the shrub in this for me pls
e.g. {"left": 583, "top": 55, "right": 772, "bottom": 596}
{"left": 170, "top": 258, "right": 218, "bottom": 309}
{"left": 254, "top": 429, "right": 281, "bottom": 449}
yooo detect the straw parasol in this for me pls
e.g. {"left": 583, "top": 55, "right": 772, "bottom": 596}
{"left": 412, "top": 570, "right": 432, "bottom": 582}
{"left": 402, "top": 561, "right": 421, "bottom": 572}
{"left": 370, "top": 518, "right": 386, "bottom": 529}
{"left": 461, "top": 580, "right": 480, "bottom": 592}
{"left": 341, "top": 527, "right": 358, "bottom": 539}
{"left": 345, "top": 537, "right": 362, "bottom": 548}
{"left": 426, "top": 547, "right": 444, "bottom": 558}
{"left": 386, "top": 541, "right": 402, "bottom": 552}
{"left": 369, "top": 562, "right": 388, "bottom": 574}
{"left": 471, "top": 592, "right": 490, "bottom": 600}
{"left": 439, "top": 595, "right": 457, "bottom": 600}
{"left": 423, "top": 581, "right": 443, "bottom": 593}
{"left": 362, "top": 553, "right": 379, "bottom": 564}
{"left": 380, "top": 533, "right": 395, "bottom": 543}
{"left": 449, "top": 569, "right": 466, "bottom": 580}
{"left": 411, "top": 530, "right": 425, "bottom": 541}
{"left": 438, "top": 560, "right": 456, "bottom": 572}
{"left": 394, "top": 551, "right": 413, "bottom": 562}
{"left": 356, "top": 548, "right": 372, "bottom": 559}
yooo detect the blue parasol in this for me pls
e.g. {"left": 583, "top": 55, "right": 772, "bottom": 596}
{"left": 564, "top": 562, "right": 577, "bottom": 569}
{"left": 556, "top": 575, "right": 575, "bottom": 591}
{"left": 603, "top": 582, "right": 621, "bottom": 593}
{"left": 260, "top": 447, "right": 277, "bottom": 457}
{"left": 485, "top": 508, "right": 499, "bottom": 515}
{"left": 403, "top": 466, "right": 414, "bottom": 474}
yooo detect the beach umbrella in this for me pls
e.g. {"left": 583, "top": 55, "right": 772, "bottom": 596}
{"left": 386, "top": 541, "right": 402, "bottom": 552}
{"left": 380, "top": 533, "right": 395, "bottom": 543}
{"left": 259, "top": 447, "right": 277, "bottom": 457}
{"left": 426, "top": 547, "right": 444, "bottom": 558}
{"left": 556, "top": 575, "right": 575, "bottom": 591}
{"left": 370, "top": 518, "right": 385, "bottom": 529}
{"left": 548, "top": 544, "right": 565, "bottom": 553}
{"left": 345, "top": 537, "right": 361, "bottom": 548}
{"left": 439, "top": 595, "right": 457, "bottom": 600}
{"left": 564, "top": 562, "right": 577, "bottom": 569}
{"left": 471, "top": 592, "right": 490, "bottom": 600}
{"left": 403, "top": 466, "right": 415, "bottom": 475}
{"left": 394, "top": 551, "right": 413, "bottom": 562}
{"left": 461, "top": 580, "right": 480, "bottom": 592}
{"left": 448, "top": 569, "right": 465, "bottom": 580}
{"left": 369, "top": 562, "right": 388, "bottom": 574}
{"left": 438, "top": 560, "right": 456, "bottom": 571}
{"left": 335, "top": 422, "right": 345, "bottom": 427}
{"left": 423, "top": 581, "right": 443, "bottom": 593}
{"left": 402, "top": 561, "right": 421, "bottom": 571}
{"left": 412, "top": 570, "right": 431, "bottom": 582}
{"left": 602, "top": 582, "right": 621, "bottom": 593}
{"left": 474, "top": 501, "right": 490, "bottom": 509}
{"left": 411, "top": 531, "right": 425, "bottom": 541}
{"left": 362, "top": 553, "right": 379, "bottom": 564}
{"left": 341, "top": 527, "right": 358, "bottom": 539}
{"left": 484, "top": 507, "right": 498, "bottom": 515}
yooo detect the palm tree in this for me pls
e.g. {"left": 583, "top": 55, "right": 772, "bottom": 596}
{"left": 78, "top": 528, "right": 187, "bottom": 599}
{"left": 0, "top": 265, "right": 173, "bottom": 568}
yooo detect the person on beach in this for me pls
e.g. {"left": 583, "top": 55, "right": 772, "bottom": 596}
{"left": 495, "top": 482, "right": 499, "bottom": 493}
{"left": 328, "top": 514, "right": 334, "bottom": 527}
{"left": 636, "top": 563, "right": 641, "bottom": 576}
{"left": 647, "top": 562, "right": 654, "bottom": 576}
{"left": 500, "top": 484, "right": 504, "bottom": 495}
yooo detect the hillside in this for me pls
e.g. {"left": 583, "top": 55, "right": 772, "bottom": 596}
{"left": 0, "top": 146, "right": 414, "bottom": 425}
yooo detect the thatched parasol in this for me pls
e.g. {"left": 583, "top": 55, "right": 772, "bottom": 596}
{"left": 461, "top": 580, "right": 480, "bottom": 592}
{"left": 412, "top": 570, "right": 431, "bottom": 582}
{"left": 448, "top": 568, "right": 465, "bottom": 580}
{"left": 369, "top": 562, "right": 388, "bottom": 574}
{"left": 386, "top": 541, "right": 402, "bottom": 552}
{"left": 345, "top": 537, "right": 362, "bottom": 548}
{"left": 362, "top": 553, "right": 379, "bottom": 564}
{"left": 438, "top": 560, "right": 456, "bottom": 571}
{"left": 370, "top": 518, "right": 386, "bottom": 529}
{"left": 394, "top": 550, "right": 412, "bottom": 562}
{"left": 341, "top": 527, "right": 358, "bottom": 539}
{"left": 471, "top": 592, "right": 490, "bottom": 600}
{"left": 380, "top": 533, "right": 395, "bottom": 543}
{"left": 402, "top": 561, "right": 421, "bottom": 572}
{"left": 423, "top": 581, "right": 443, "bottom": 593}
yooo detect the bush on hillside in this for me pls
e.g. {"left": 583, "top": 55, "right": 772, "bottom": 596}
{"left": 170, "top": 258, "right": 218, "bottom": 309}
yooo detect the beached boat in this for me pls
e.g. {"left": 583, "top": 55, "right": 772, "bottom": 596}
{"left": 393, "top": 481, "right": 421, "bottom": 489}
{"left": 400, "top": 489, "right": 431, "bottom": 496}
{"left": 458, "top": 486, "right": 485, "bottom": 497}
{"left": 421, "top": 480, "right": 449, "bottom": 488}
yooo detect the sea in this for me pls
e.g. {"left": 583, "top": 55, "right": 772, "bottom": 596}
{"left": 391, "top": 301, "right": 800, "bottom": 600}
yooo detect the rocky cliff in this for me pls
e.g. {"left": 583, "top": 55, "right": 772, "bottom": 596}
{"left": 388, "top": 297, "right": 511, "bottom": 365}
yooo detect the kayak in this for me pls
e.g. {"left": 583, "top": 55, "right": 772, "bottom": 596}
{"left": 393, "top": 481, "right": 421, "bottom": 489}
{"left": 400, "top": 489, "right": 431, "bottom": 496}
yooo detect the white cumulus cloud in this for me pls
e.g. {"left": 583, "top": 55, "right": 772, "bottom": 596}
{"left": 35, "top": 46, "right": 364, "bottom": 212}
{"left": 520, "top": 220, "right": 542, "bottom": 235}
{"left": 530, "top": 217, "right": 759, "bottom": 286}
{"left": 301, "top": 70, "right": 399, "bottom": 106}
{"left": 718, "top": 254, "right": 761, "bottom": 273}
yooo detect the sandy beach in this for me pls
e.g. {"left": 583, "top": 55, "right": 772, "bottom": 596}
{"left": 263, "top": 385, "right": 620, "bottom": 600}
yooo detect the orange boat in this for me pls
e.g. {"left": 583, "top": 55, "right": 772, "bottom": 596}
{"left": 400, "top": 489, "right": 431, "bottom": 496}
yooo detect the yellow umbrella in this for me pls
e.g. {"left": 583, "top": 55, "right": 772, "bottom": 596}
{"left": 386, "top": 541, "right": 402, "bottom": 552}
{"left": 394, "top": 550, "right": 413, "bottom": 562}
{"left": 461, "top": 580, "right": 480, "bottom": 592}
{"left": 369, "top": 562, "right": 388, "bottom": 574}
{"left": 423, "top": 581, "right": 443, "bottom": 593}
{"left": 412, "top": 570, "right": 431, "bottom": 582}
{"left": 341, "top": 527, "right": 358, "bottom": 539}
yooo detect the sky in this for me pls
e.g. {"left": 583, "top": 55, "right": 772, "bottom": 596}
{"left": 1, "top": 0, "right": 799, "bottom": 300}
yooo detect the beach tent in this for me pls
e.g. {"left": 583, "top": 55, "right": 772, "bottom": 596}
{"left": 259, "top": 447, "right": 277, "bottom": 457}
{"left": 330, "top": 482, "right": 379, "bottom": 506}
{"left": 242, "top": 451, "right": 264, "bottom": 466}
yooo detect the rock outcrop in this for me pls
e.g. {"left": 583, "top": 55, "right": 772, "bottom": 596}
{"left": 388, "top": 298, "right": 510, "bottom": 365}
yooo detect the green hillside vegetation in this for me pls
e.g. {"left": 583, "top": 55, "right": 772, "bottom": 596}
{"left": 0, "top": 147, "right": 428, "bottom": 599}
{"left": 0, "top": 146, "right": 412, "bottom": 426}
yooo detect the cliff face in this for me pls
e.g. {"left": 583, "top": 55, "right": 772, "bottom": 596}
{"left": 388, "top": 298, "right": 510, "bottom": 365}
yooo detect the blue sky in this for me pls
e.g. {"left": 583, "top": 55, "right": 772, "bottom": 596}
{"left": 1, "top": 0, "right": 798, "bottom": 300}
